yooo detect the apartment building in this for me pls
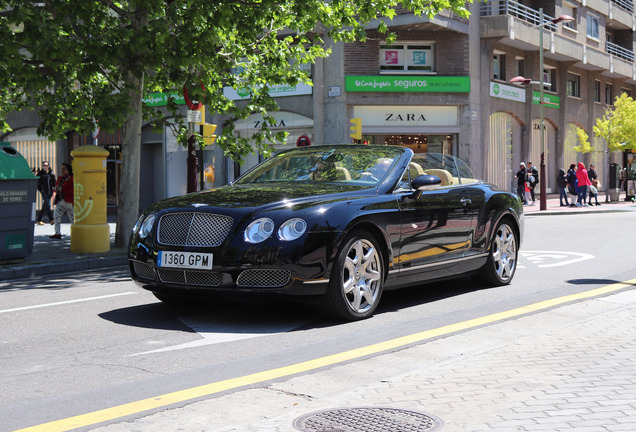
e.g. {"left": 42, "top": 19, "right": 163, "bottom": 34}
{"left": 307, "top": 0, "right": 635, "bottom": 193}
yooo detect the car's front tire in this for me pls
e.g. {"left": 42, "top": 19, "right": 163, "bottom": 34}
{"left": 479, "top": 219, "right": 518, "bottom": 286}
{"left": 319, "top": 230, "right": 384, "bottom": 321}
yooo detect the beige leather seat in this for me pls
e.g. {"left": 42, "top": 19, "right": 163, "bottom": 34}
{"left": 424, "top": 168, "right": 453, "bottom": 186}
{"left": 409, "top": 162, "right": 425, "bottom": 177}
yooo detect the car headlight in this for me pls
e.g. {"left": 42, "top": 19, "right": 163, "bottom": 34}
{"left": 132, "top": 214, "right": 145, "bottom": 233}
{"left": 278, "top": 218, "right": 307, "bottom": 241}
{"left": 244, "top": 218, "right": 275, "bottom": 243}
{"left": 139, "top": 214, "right": 156, "bottom": 238}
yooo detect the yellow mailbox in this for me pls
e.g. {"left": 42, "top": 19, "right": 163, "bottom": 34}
{"left": 70, "top": 145, "right": 110, "bottom": 253}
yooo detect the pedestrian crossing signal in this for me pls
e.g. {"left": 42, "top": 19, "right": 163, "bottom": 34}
{"left": 350, "top": 118, "right": 362, "bottom": 140}
{"left": 201, "top": 124, "right": 217, "bottom": 145}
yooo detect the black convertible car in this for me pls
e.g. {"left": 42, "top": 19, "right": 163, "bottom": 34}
{"left": 129, "top": 145, "right": 523, "bottom": 320}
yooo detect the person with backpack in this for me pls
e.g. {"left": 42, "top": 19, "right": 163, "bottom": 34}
{"left": 526, "top": 161, "right": 539, "bottom": 205}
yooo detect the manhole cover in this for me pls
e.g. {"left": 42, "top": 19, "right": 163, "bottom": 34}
{"left": 293, "top": 407, "right": 442, "bottom": 432}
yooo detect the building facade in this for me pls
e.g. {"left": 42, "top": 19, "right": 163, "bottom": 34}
{"left": 2, "top": 0, "right": 635, "bottom": 210}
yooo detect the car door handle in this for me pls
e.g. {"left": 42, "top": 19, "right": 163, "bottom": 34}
{"left": 460, "top": 198, "right": 472, "bottom": 206}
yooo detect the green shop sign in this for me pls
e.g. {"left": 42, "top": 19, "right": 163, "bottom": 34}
{"left": 143, "top": 92, "right": 186, "bottom": 107}
{"left": 532, "top": 91, "right": 560, "bottom": 109}
{"left": 345, "top": 76, "right": 470, "bottom": 93}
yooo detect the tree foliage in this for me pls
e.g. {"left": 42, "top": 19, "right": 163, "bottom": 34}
{"left": 0, "top": 0, "right": 473, "bottom": 247}
{"left": 576, "top": 93, "right": 636, "bottom": 154}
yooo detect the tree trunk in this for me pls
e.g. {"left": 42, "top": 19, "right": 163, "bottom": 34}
{"left": 114, "top": 71, "right": 144, "bottom": 248}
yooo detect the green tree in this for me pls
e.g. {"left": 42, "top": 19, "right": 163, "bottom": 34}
{"left": 0, "top": 0, "right": 472, "bottom": 247}
{"left": 576, "top": 92, "right": 636, "bottom": 154}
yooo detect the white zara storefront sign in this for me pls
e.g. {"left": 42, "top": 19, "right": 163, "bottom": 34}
{"left": 490, "top": 82, "right": 526, "bottom": 103}
{"left": 353, "top": 105, "right": 458, "bottom": 127}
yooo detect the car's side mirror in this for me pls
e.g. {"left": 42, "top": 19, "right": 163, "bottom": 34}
{"left": 411, "top": 174, "right": 441, "bottom": 199}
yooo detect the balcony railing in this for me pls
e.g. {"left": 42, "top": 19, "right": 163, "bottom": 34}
{"left": 480, "top": 0, "right": 557, "bottom": 32}
{"left": 607, "top": 41, "right": 635, "bottom": 62}
{"left": 611, "top": 0, "right": 634, "bottom": 13}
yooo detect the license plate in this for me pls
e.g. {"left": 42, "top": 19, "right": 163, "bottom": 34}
{"left": 157, "top": 251, "right": 213, "bottom": 270}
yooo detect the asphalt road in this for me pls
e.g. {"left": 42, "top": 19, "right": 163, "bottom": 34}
{"left": 1, "top": 211, "right": 635, "bottom": 432}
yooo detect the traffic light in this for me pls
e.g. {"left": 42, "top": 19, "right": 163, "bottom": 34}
{"left": 349, "top": 118, "right": 362, "bottom": 140}
{"left": 201, "top": 124, "right": 217, "bottom": 145}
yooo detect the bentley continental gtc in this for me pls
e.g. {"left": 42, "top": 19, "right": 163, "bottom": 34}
{"left": 129, "top": 145, "right": 523, "bottom": 321}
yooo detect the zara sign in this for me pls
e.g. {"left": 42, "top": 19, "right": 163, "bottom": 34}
{"left": 353, "top": 105, "right": 458, "bottom": 127}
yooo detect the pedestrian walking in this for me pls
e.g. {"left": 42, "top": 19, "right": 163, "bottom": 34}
{"left": 588, "top": 163, "right": 601, "bottom": 206}
{"left": 526, "top": 161, "right": 539, "bottom": 205}
{"left": 49, "top": 163, "right": 74, "bottom": 239}
{"left": 566, "top": 163, "right": 578, "bottom": 207}
{"left": 35, "top": 160, "right": 56, "bottom": 225}
{"left": 576, "top": 162, "right": 592, "bottom": 207}
{"left": 556, "top": 168, "right": 569, "bottom": 206}
{"left": 515, "top": 162, "right": 528, "bottom": 205}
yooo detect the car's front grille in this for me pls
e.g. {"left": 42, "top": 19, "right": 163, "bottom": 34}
{"left": 133, "top": 261, "right": 156, "bottom": 280}
{"left": 236, "top": 269, "right": 292, "bottom": 288}
{"left": 157, "top": 212, "right": 233, "bottom": 247}
{"left": 157, "top": 268, "right": 222, "bottom": 286}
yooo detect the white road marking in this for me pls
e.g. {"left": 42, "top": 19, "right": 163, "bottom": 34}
{"left": 128, "top": 313, "right": 306, "bottom": 356}
{"left": 520, "top": 250, "right": 594, "bottom": 268}
{"left": 0, "top": 292, "right": 137, "bottom": 314}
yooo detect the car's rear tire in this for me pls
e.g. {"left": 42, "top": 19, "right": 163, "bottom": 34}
{"left": 319, "top": 230, "right": 384, "bottom": 321}
{"left": 478, "top": 219, "right": 518, "bottom": 286}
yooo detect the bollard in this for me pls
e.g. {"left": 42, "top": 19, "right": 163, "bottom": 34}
{"left": 70, "top": 145, "right": 110, "bottom": 253}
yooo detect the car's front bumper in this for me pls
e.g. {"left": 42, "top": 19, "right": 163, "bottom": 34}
{"left": 128, "top": 230, "right": 339, "bottom": 298}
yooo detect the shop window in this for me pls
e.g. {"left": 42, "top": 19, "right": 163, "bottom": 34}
{"left": 379, "top": 43, "right": 435, "bottom": 73}
{"left": 587, "top": 13, "right": 600, "bottom": 40}
{"left": 493, "top": 53, "right": 506, "bottom": 81}
{"left": 566, "top": 73, "right": 580, "bottom": 98}
{"left": 594, "top": 81, "right": 601, "bottom": 103}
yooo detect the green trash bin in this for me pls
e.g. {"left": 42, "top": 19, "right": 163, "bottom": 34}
{"left": 0, "top": 142, "right": 38, "bottom": 261}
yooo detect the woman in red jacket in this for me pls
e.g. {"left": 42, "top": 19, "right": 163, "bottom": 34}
{"left": 576, "top": 161, "right": 592, "bottom": 207}
{"left": 49, "top": 163, "right": 74, "bottom": 239}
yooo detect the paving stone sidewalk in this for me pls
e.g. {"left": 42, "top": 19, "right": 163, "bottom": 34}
{"left": 90, "top": 287, "right": 636, "bottom": 432}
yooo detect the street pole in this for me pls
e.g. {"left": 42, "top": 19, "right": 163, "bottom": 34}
{"left": 539, "top": 7, "right": 547, "bottom": 211}
{"left": 187, "top": 120, "right": 197, "bottom": 193}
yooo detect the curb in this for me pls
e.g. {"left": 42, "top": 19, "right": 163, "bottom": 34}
{"left": 0, "top": 253, "right": 128, "bottom": 281}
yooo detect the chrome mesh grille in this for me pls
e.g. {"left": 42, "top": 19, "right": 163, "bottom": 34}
{"left": 133, "top": 261, "right": 156, "bottom": 280}
{"left": 157, "top": 268, "right": 221, "bottom": 287}
{"left": 157, "top": 212, "right": 233, "bottom": 247}
{"left": 236, "top": 269, "right": 291, "bottom": 288}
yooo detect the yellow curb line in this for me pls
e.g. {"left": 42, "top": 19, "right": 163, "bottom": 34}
{"left": 16, "top": 278, "right": 636, "bottom": 432}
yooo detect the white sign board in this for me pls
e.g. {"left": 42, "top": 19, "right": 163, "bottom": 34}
{"left": 490, "top": 82, "right": 526, "bottom": 103}
{"left": 187, "top": 110, "right": 202, "bottom": 123}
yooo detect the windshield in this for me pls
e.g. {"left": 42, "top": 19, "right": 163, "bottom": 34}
{"left": 235, "top": 146, "right": 405, "bottom": 186}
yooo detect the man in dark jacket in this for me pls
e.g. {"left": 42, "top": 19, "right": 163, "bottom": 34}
{"left": 515, "top": 162, "right": 528, "bottom": 205}
{"left": 35, "top": 160, "right": 56, "bottom": 225}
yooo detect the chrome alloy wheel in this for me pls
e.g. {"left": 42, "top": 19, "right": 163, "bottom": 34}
{"left": 491, "top": 223, "right": 517, "bottom": 282}
{"left": 342, "top": 239, "right": 382, "bottom": 313}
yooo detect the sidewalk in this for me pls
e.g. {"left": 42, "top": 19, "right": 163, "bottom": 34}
{"left": 0, "top": 219, "right": 127, "bottom": 281}
{"left": 522, "top": 192, "right": 636, "bottom": 215}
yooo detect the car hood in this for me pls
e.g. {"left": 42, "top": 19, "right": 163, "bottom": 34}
{"left": 144, "top": 182, "right": 376, "bottom": 214}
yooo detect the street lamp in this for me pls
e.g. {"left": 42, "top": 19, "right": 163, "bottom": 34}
{"left": 510, "top": 8, "right": 574, "bottom": 211}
